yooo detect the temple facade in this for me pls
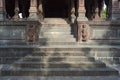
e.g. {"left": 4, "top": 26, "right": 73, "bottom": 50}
{"left": 0, "top": 0, "right": 119, "bottom": 21}
{"left": 0, "top": 0, "right": 120, "bottom": 76}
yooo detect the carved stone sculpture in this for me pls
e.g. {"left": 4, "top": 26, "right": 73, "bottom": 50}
{"left": 27, "top": 24, "right": 38, "bottom": 42}
{"left": 78, "top": 22, "right": 88, "bottom": 42}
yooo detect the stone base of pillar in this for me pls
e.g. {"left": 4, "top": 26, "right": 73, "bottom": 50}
{"left": 0, "top": 12, "right": 5, "bottom": 20}
{"left": 28, "top": 13, "right": 38, "bottom": 20}
{"left": 77, "top": 13, "right": 88, "bottom": 21}
{"left": 112, "top": 13, "right": 120, "bottom": 20}
{"left": 28, "top": 6, "right": 38, "bottom": 20}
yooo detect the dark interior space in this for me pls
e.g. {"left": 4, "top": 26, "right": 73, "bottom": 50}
{"left": 43, "top": 0, "right": 69, "bottom": 18}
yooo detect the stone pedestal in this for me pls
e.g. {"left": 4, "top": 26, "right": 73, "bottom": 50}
{"left": 112, "top": 0, "right": 120, "bottom": 20}
{"left": 77, "top": 0, "right": 88, "bottom": 21}
{"left": 0, "top": 21, "right": 39, "bottom": 42}
{"left": 77, "top": 0, "right": 88, "bottom": 42}
{"left": 29, "top": 0, "right": 38, "bottom": 20}
{"left": 0, "top": 0, "right": 5, "bottom": 20}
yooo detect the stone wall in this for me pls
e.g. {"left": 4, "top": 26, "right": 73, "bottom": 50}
{"left": 89, "top": 21, "right": 120, "bottom": 40}
{"left": 0, "top": 21, "right": 40, "bottom": 64}
{"left": 112, "top": 0, "right": 120, "bottom": 20}
{"left": 0, "top": 21, "right": 40, "bottom": 43}
{"left": 88, "top": 21, "right": 120, "bottom": 64}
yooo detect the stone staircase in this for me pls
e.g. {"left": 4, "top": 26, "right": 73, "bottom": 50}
{"left": 1, "top": 47, "right": 118, "bottom": 76}
{"left": 39, "top": 18, "right": 76, "bottom": 45}
{"left": 0, "top": 18, "right": 119, "bottom": 76}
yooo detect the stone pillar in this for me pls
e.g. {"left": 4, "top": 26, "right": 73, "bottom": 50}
{"left": 93, "top": 0, "right": 101, "bottom": 21}
{"left": 70, "top": 0, "right": 76, "bottom": 23}
{"left": 0, "top": 0, "right": 5, "bottom": 20}
{"left": 77, "top": 0, "right": 88, "bottom": 42}
{"left": 29, "top": 0, "right": 38, "bottom": 20}
{"left": 112, "top": 0, "right": 120, "bottom": 20}
{"left": 38, "top": 0, "right": 44, "bottom": 21}
{"left": 77, "top": 0, "right": 87, "bottom": 21}
{"left": 13, "top": 0, "right": 20, "bottom": 20}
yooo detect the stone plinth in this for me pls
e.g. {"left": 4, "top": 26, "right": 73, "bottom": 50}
{"left": 112, "top": 0, "right": 120, "bottom": 20}
{"left": 77, "top": 21, "right": 89, "bottom": 42}
{"left": 29, "top": 0, "right": 38, "bottom": 19}
{"left": 0, "top": 21, "right": 40, "bottom": 42}
{"left": 88, "top": 21, "right": 120, "bottom": 40}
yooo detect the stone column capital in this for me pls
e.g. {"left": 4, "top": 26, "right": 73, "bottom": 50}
{"left": 77, "top": 0, "right": 88, "bottom": 21}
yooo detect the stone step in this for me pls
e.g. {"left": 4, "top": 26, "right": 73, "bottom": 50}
{"left": 39, "top": 35, "right": 74, "bottom": 38}
{"left": 0, "top": 46, "right": 119, "bottom": 54}
{"left": 0, "top": 47, "right": 104, "bottom": 52}
{"left": 39, "top": 42, "right": 76, "bottom": 45}
{"left": 1, "top": 46, "right": 118, "bottom": 51}
{"left": 0, "top": 42, "right": 39, "bottom": 46}
{"left": 81, "top": 40, "right": 120, "bottom": 45}
{"left": 0, "top": 46, "right": 119, "bottom": 51}
{"left": 29, "top": 47, "right": 120, "bottom": 52}
{"left": 22, "top": 56, "right": 95, "bottom": 62}
{"left": 39, "top": 38, "right": 76, "bottom": 42}
{"left": 13, "top": 61, "right": 106, "bottom": 69}
{"left": 39, "top": 33, "right": 74, "bottom": 38}
{"left": 0, "top": 51, "right": 87, "bottom": 57}
{"left": 31, "top": 51, "right": 87, "bottom": 56}
{"left": 40, "top": 26, "right": 71, "bottom": 29}
{"left": 42, "top": 24, "right": 70, "bottom": 27}
{"left": 40, "top": 32, "right": 71, "bottom": 35}
{"left": 27, "top": 47, "right": 91, "bottom": 52}
{"left": 43, "top": 18, "right": 69, "bottom": 24}
{"left": 40, "top": 28, "right": 71, "bottom": 33}
{"left": 1, "top": 68, "right": 118, "bottom": 76}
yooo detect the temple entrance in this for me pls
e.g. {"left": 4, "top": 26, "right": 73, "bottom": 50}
{"left": 43, "top": 0, "right": 69, "bottom": 18}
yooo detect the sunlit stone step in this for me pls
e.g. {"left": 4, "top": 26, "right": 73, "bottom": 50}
{"left": 22, "top": 56, "right": 95, "bottom": 62}
{"left": 1, "top": 67, "right": 118, "bottom": 76}
{"left": 13, "top": 61, "right": 106, "bottom": 69}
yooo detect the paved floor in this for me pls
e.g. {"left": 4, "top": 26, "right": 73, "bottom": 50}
{"left": 0, "top": 64, "right": 120, "bottom": 80}
{"left": 0, "top": 76, "right": 120, "bottom": 80}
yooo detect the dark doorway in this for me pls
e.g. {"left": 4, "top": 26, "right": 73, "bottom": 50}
{"left": 43, "top": 0, "right": 69, "bottom": 18}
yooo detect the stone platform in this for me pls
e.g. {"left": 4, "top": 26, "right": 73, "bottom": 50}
{"left": 0, "top": 19, "right": 120, "bottom": 77}
{"left": 0, "top": 76, "right": 120, "bottom": 80}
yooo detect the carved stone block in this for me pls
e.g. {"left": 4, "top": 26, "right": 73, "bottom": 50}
{"left": 27, "top": 24, "right": 38, "bottom": 42}
{"left": 78, "top": 22, "right": 88, "bottom": 42}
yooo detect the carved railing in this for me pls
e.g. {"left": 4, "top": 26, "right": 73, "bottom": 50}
{"left": 0, "top": 0, "right": 44, "bottom": 21}
{"left": 26, "top": 23, "right": 39, "bottom": 42}
{"left": 77, "top": 22, "right": 88, "bottom": 42}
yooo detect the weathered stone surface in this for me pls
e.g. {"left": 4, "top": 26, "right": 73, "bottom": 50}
{"left": 92, "top": 30, "right": 117, "bottom": 39}
{"left": 0, "top": 76, "right": 120, "bottom": 80}
{"left": 0, "top": 26, "right": 26, "bottom": 40}
{"left": 0, "top": 13, "right": 4, "bottom": 20}
{"left": 112, "top": 0, "right": 120, "bottom": 20}
{"left": 89, "top": 21, "right": 120, "bottom": 40}
{"left": 0, "top": 21, "right": 40, "bottom": 42}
